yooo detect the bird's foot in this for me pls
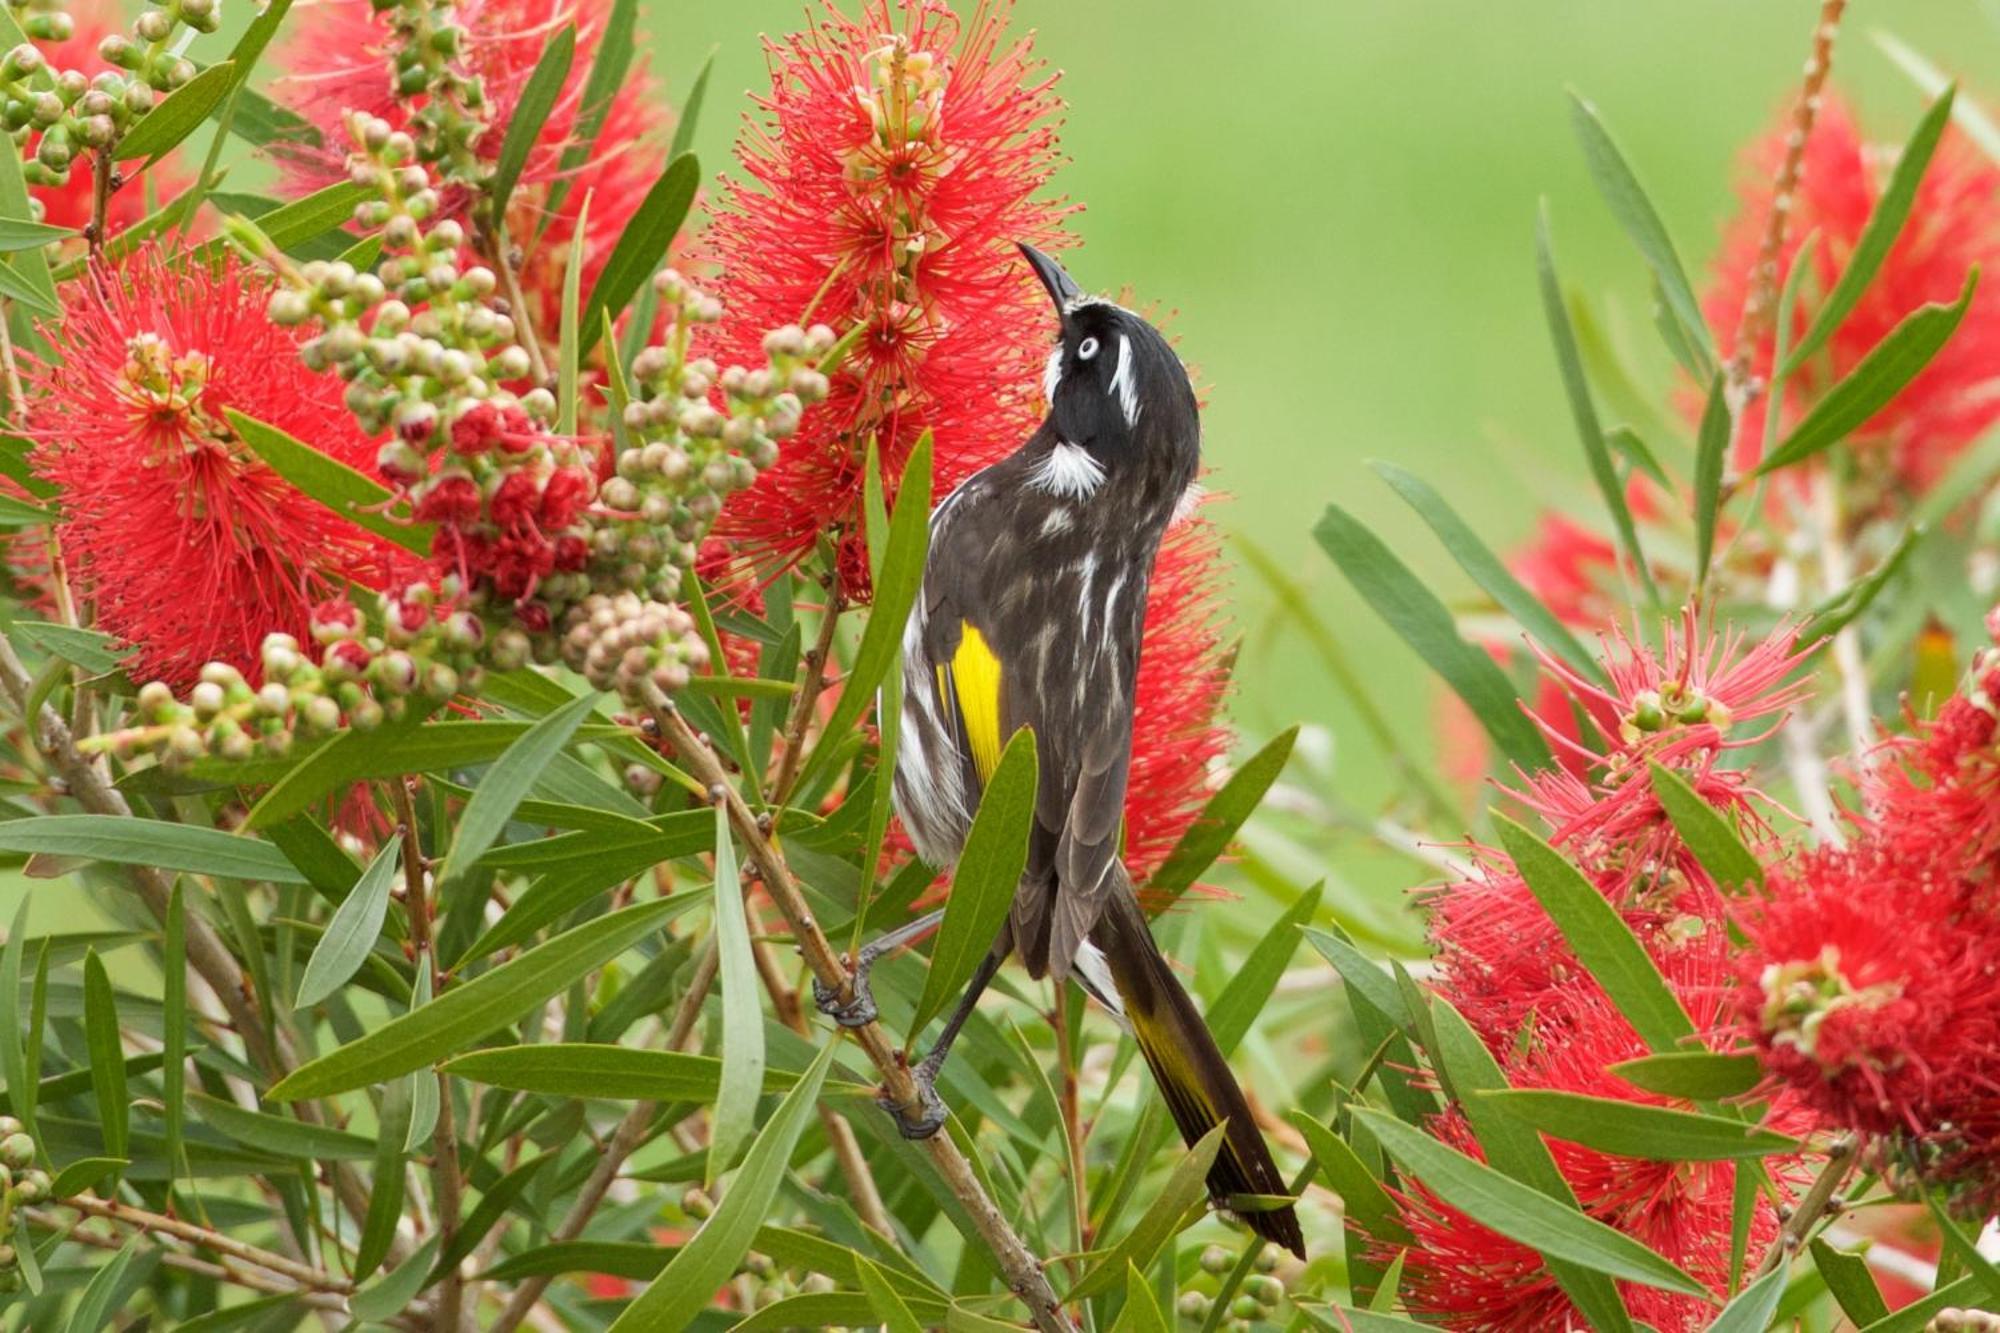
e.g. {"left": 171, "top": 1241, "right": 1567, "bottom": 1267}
{"left": 811, "top": 964, "right": 879, "bottom": 1029}
{"left": 879, "top": 1060, "right": 947, "bottom": 1141}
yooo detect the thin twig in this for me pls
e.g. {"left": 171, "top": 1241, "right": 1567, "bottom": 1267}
{"left": 767, "top": 583, "right": 846, "bottom": 812}
{"left": 485, "top": 223, "right": 552, "bottom": 387}
{"left": 1755, "top": 1133, "right": 1857, "bottom": 1278}
{"left": 87, "top": 150, "right": 113, "bottom": 256}
{"left": 1054, "top": 986, "right": 1090, "bottom": 1264}
{"left": 644, "top": 688, "right": 1078, "bottom": 1333}
{"left": 58, "top": 1192, "right": 351, "bottom": 1292}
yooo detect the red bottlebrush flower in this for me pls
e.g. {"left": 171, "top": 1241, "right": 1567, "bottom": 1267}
{"left": 1704, "top": 93, "right": 2000, "bottom": 491}
{"left": 1387, "top": 994, "right": 1784, "bottom": 1332}
{"left": 1512, "top": 512, "right": 1623, "bottom": 630}
{"left": 28, "top": 0, "right": 189, "bottom": 236}
{"left": 272, "top": 0, "right": 669, "bottom": 332}
{"left": 27, "top": 251, "right": 412, "bottom": 688}
{"left": 699, "top": 0, "right": 1070, "bottom": 583}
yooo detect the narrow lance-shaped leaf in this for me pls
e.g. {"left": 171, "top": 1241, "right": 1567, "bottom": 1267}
{"left": 267, "top": 895, "right": 697, "bottom": 1099}
{"left": 1476, "top": 1088, "right": 1799, "bottom": 1161}
{"left": 0, "top": 813, "right": 307, "bottom": 882}
{"left": 1647, "top": 761, "right": 1764, "bottom": 893}
{"left": 856, "top": 1254, "right": 927, "bottom": 1333}
{"left": 1068, "top": 1124, "right": 1225, "bottom": 1302}
{"left": 435, "top": 690, "right": 602, "bottom": 889}
{"left": 800, "top": 433, "right": 934, "bottom": 792}
{"left": 228, "top": 409, "right": 432, "bottom": 556}
{"left": 1810, "top": 1237, "right": 1891, "bottom": 1326}
{"left": 115, "top": 61, "right": 237, "bottom": 163}
{"left": 440, "top": 1044, "right": 831, "bottom": 1100}
{"left": 1691, "top": 372, "right": 1729, "bottom": 587}
{"left": 1706, "top": 1265, "right": 1789, "bottom": 1333}
{"left": 557, "top": 190, "right": 588, "bottom": 437}
{"left": 0, "top": 900, "right": 28, "bottom": 1138}
{"left": 579, "top": 152, "right": 699, "bottom": 354}
{"left": 1352, "top": 1107, "right": 1707, "bottom": 1298}
{"left": 1786, "top": 86, "right": 1957, "bottom": 374}
{"left": 488, "top": 26, "right": 575, "bottom": 220}
{"left": 1495, "top": 812, "right": 1696, "bottom": 1051}
{"left": 1609, "top": 1050, "right": 1762, "bottom": 1101}
{"left": 1315, "top": 504, "right": 1553, "bottom": 772}
{"left": 1536, "top": 202, "right": 1658, "bottom": 605}
{"left": 708, "top": 801, "right": 764, "bottom": 1184}
{"left": 1371, "top": 462, "right": 1604, "bottom": 685}
{"left": 1146, "top": 726, "right": 1296, "bottom": 912}
{"left": 162, "top": 884, "right": 186, "bottom": 1184}
{"left": 668, "top": 48, "right": 715, "bottom": 161}
{"left": 294, "top": 839, "right": 401, "bottom": 1009}
{"left": 355, "top": 1078, "right": 411, "bottom": 1281}
{"left": 604, "top": 1041, "right": 837, "bottom": 1333}
{"left": 1568, "top": 91, "right": 1715, "bottom": 376}
{"left": 1759, "top": 269, "right": 1980, "bottom": 475}
{"left": 908, "top": 729, "right": 1038, "bottom": 1038}
{"left": 82, "top": 950, "right": 129, "bottom": 1185}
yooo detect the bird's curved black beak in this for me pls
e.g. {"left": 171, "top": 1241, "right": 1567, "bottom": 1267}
{"left": 1019, "top": 242, "right": 1080, "bottom": 312}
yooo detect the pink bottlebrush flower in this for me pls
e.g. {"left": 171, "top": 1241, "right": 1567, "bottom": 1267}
{"left": 27, "top": 251, "right": 412, "bottom": 688}
{"left": 1387, "top": 993, "right": 1783, "bottom": 1332}
{"left": 272, "top": 0, "right": 670, "bottom": 334}
{"left": 1704, "top": 93, "right": 2000, "bottom": 491}
{"left": 699, "top": 0, "right": 1070, "bottom": 585}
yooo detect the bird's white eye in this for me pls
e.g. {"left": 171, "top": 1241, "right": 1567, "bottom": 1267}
{"left": 1077, "top": 336, "right": 1100, "bottom": 361}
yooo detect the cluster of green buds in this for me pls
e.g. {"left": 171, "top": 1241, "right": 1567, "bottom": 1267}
{"left": 0, "top": 0, "right": 213, "bottom": 192}
{"left": 1931, "top": 1310, "right": 2000, "bottom": 1333}
{"left": 733, "top": 1249, "right": 838, "bottom": 1314}
{"left": 1172, "top": 1245, "right": 1287, "bottom": 1328}
{"left": 368, "top": 0, "right": 485, "bottom": 184}
{"left": 263, "top": 111, "right": 546, "bottom": 453}
{"left": 95, "top": 586, "right": 488, "bottom": 770}
{"left": 0, "top": 1117, "right": 52, "bottom": 1294}
{"left": 558, "top": 591, "right": 707, "bottom": 703}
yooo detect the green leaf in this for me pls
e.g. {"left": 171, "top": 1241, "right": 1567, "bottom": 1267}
{"left": 228, "top": 409, "right": 431, "bottom": 556}
{"left": 294, "top": 839, "right": 400, "bottom": 1009}
{"left": 63, "top": 1235, "right": 142, "bottom": 1333}
{"left": 605, "top": 1041, "right": 838, "bottom": 1332}
{"left": 1609, "top": 1050, "right": 1762, "bottom": 1101}
{"left": 909, "top": 728, "right": 1037, "bottom": 1038}
{"left": 221, "top": 181, "right": 365, "bottom": 255}
{"left": 115, "top": 61, "right": 236, "bottom": 163}
{"left": 190, "top": 1092, "right": 375, "bottom": 1160}
{"left": 266, "top": 896, "right": 688, "bottom": 1099}
{"left": 1285, "top": 1109, "right": 1409, "bottom": 1243}
{"left": 0, "top": 134, "right": 54, "bottom": 316}
{"left": 709, "top": 800, "right": 762, "bottom": 1184}
{"left": 10, "top": 1212, "right": 36, "bottom": 1296}
{"left": 1759, "top": 269, "right": 1980, "bottom": 475}
{"left": 436, "top": 691, "right": 601, "bottom": 889}
{"left": 857, "top": 1254, "right": 927, "bottom": 1333}
{"left": 48, "top": 1157, "right": 126, "bottom": 1199}
{"left": 1372, "top": 462, "right": 1605, "bottom": 685}
{"left": 1707, "top": 1265, "right": 1788, "bottom": 1333}
{"left": 557, "top": 191, "right": 586, "bottom": 436}
{"left": 1800, "top": 522, "right": 1924, "bottom": 647}
{"left": 0, "top": 814, "right": 305, "bottom": 883}
{"left": 1477, "top": 1089, "right": 1798, "bottom": 1160}
{"left": 1430, "top": 996, "right": 1634, "bottom": 1332}
{"left": 440, "top": 1043, "right": 825, "bottom": 1100}
{"left": 1568, "top": 91, "right": 1714, "bottom": 376}
{"left": 1928, "top": 1187, "right": 2000, "bottom": 1305}
{"left": 180, "top": 0, "right": 296, "bottom": 232}
{"left": 0, "top": 218, "right": 72, "bottom": 251}
{"left": 1111, "top": 1261, "right": 1169, "bottom": 1333}
{"left": 1353, "top": 1107, "right": 1706, "bottom": 1297}
{"left": 0, "top": 248, "right": 60, "bottom": 315}
{"left": 488, "top": 25, "right": 575, "bottom": 220}
{"left": 1810, "top": 1237, "right": 1890, "bottom": 1326}
{"left": 1144, "top": 727, "right": 1295, "bottom": 910}
{"left": 541, "top": 0, "right": 636, "bottom": 230}
{"left": 218, "top": 85, "right": 320, "bottom": 149}
{"left": 1494, "top": 813, "right": 1694, "bottom": 1051}
{"left": 1207, "top": 882, "right": 1321, "bottom": 1055}
{"left": 800, "top": 434, "right": 934, "bottom": 792}
{"left": 1647, "top": 761, "right": 1764, "bottom": 892}
{"left": 1068, "top": 1125, "right": 1224, "bottom": 1302}
{"left": 0, "top": 490, "right": 51, "bottom": 527}
{"left": 355, "top": 1078, "right": 410, "bottom": 1280}
{"left": 1536, "top": 203, "right": 1657, "bottom": 604}
{"left": 668, "top": 50, "right": 713, "bottom": 162}
{"left": 351, "top": 1235, "right": 440, "bottom": 1323}
{"left": 0, "top": 900, "right": 28, "bottom": 1139}
{"left": 82, "top": 951, "right": 128, "bottom": 1184}
{"left": 1301, "top": 926, "right": 1408, "bottom": 1031}
{"left": 12, "top": 622, "right": 129, "bottom": 675}
{"left": 579, "top": 152, "right": 699, "bottom": 354}
{"left": 429, "top": 1152, "right": 555, "bottom": 1280}
{"left": 1692, "top": 372, "right": 1729, "bottom": 585}
{"left": 1315, "top": 505, "right": 1552, "bottom": 772}
{"left": 1788, "top": 87, "right": 1956, "bottom": 374}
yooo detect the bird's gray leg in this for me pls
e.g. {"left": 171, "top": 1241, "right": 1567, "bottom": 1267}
{"left": 812, "top": 907, "right": 947, "bottom": 1029}
{"left": 885, "top": 945, "right": 1008, "bottom": 1140}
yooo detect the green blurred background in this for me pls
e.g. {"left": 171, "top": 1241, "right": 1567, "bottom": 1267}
{"left": 662, "top": 0, "right": 1998, "bottom": 807}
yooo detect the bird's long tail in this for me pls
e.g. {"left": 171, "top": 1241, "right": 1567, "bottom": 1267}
{"left": 1087, "top": 876, "right": 1305, "bottom": 1258}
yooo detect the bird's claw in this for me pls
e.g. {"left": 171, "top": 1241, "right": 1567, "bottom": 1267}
{"left": 811, "top": 972, "right": 878, "bottom": 1029}
{"left": 879, "top": 1067, "right": 947, "bottom": 1141}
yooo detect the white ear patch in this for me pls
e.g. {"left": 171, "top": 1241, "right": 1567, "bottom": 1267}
{"left": 1110, "top": 334, "right": 1139, "bottom": 428}
{"left": 1028, "top": 441, "right": 1107, "bottom": 499}
{"left": 1043, "top": 345, "right": 1063, "bottom": 403}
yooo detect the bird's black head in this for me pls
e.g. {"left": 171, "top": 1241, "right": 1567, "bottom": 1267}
{"left": 1020, "top": 244, "right": 1199, "bottom": 485}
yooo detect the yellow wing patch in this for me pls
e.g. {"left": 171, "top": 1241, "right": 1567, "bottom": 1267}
{"left": 939, "top": 622, "right": 1004, "bottom": 783}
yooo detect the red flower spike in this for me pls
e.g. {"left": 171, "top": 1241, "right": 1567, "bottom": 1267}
{"left": 1704, "top": 93, "right": 2000, "bottom": 490}
{"left": 273, "top": 0, "right": 669, "bottom": 333}
{"left": 28, "top": 251, "right": 413, "bottom": 689}
{"left": 698, "top": 0, "right": 1071, "bottom": 586}
{"left": 1388, "top": 994, "right": 1786, "bottom": 1333}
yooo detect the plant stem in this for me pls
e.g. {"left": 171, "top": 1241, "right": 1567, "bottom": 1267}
{"left": 1755, "top": 1134, "right": 1857, "bottom": 1279}
{"left": 643, "top": 686, "right": 1079, "bottom": 1333}
{"left": 485, "top": 222, "right": 552, "bottom": 387}
{"left": 87, "top": 150, "right": 112, "bottom": 256}
{"left": 58, "top": 1192, "right": 351, "bottom": 1292}
{"left": 768, "top": 583, "right": 846, "bottom": 812}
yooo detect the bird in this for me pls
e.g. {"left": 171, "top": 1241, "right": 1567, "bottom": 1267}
{"left": 813, "top": 243, "right": 1306, "bottom": 1259}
